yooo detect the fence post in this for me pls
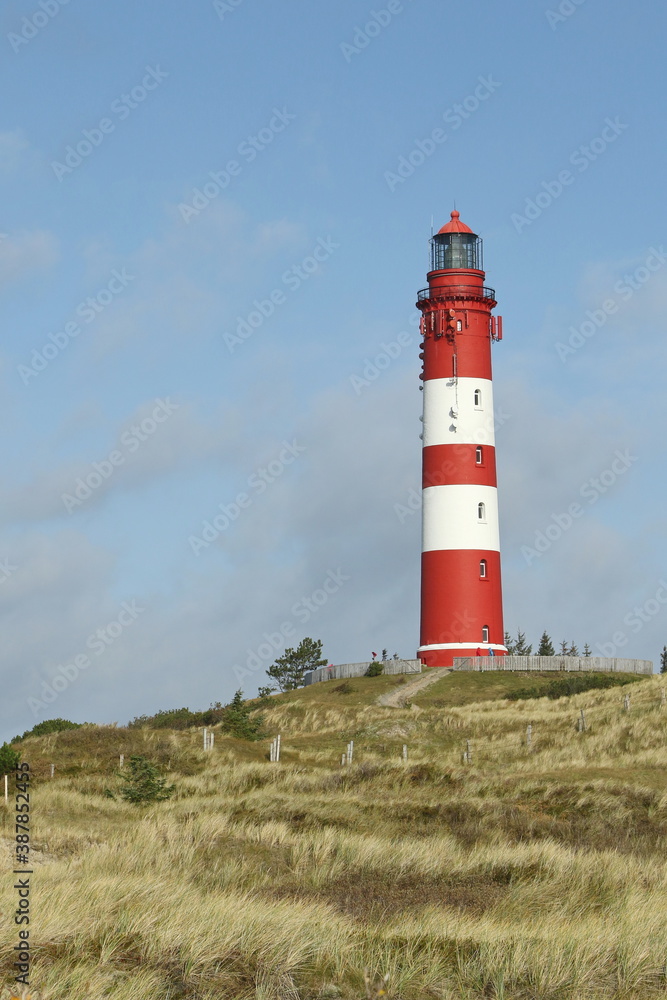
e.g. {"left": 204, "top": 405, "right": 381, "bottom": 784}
{"left": 50, "top": 764, "right": 55, "bottom": 778}
{"left": 210, "top": 732, "right": 215, "bottom": 750}
{"left": 623, "top": 694, "right": 630, "bottom": 712}
{"left": 526, "top": 724, "right": 532, "bottom": 748}
{"left": 578, "top": 709, "right": 587, "bottom": 732}
{"left": 466, "top": 740, "right": 472, "bottom": 764}
{"left": 341, "top": 753, "right": 346, "bottom": 766}
{"left": 203, "top": 728, "right": 208, "bottom": 751}
{"left": 276, "top": 734, "right": 281, "bottom": 762}
{"left": 119, "top": 754, "right": 124, "bottom": 768}
{"left": 346, "top": 740, "right": 354, "bottom": 765}
{"left": 402, "top": 744, "right": 408, "bottom": 762}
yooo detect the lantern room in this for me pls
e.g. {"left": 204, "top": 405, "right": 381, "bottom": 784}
{"left": 430, "top": 210, "right": 483, "bottom": 272}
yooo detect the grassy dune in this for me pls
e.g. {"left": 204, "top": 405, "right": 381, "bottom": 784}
{"left": 2, "top": 671, "right": 667, "bottom": 999}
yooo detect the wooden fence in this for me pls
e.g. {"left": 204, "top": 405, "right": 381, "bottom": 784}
{"left": 304, "top": 659, "right": 422, "bottom": 685}
{"left": 453, "top": 655, "right": 653, "bottom": 675}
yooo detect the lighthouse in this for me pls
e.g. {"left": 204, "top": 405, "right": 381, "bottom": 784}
{"left": 416, "top": 211, "right": 506, "bottom": 667}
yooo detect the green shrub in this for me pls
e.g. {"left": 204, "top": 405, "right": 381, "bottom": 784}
{"left": 127, "top": 691, "right": 264, "bottom": 741}
{"left": 12, "top": 718, "right": 85, "bottom": 742}
{"left": 0, "top": 742, "right": 20, "bottom": 775}
{"left": 365, "top": 661, "right": 384, "bottom": 677}
{"left": 119, "top": 756, "right": 175, "bottom": 804}
{"left": 507, "top": 672, "right": 643, "bottom": 702}
{"left": 219, "top": 690, "right": 265, "bottom": 740}
{"left": 128, "top": 707, "right": 203, "bottom": 730}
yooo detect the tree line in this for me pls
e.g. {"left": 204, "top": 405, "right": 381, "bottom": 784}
{"left": 506, "top": 632, "right": 667, "bottom": 673}
{"left": 504, "top": 630, "right": 592, "bottom": 657}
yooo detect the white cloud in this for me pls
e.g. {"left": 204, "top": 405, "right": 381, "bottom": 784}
{"left": 0, "top": 229, "right": 59, "bottom": 290}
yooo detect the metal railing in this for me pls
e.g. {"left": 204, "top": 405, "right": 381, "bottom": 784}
{"left": 417, "top": 284, "right": 496, "bottom": 302}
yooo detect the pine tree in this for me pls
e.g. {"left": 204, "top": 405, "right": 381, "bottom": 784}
{"left": 504, "top": 631, "right": 517, "bottom": 655}
{"left": 220, "top": 690, "right": 265, "bottom": 740}
{"left": 514, "top": 630, "right": 532, "bottom": 655}
{"left": 660, "top": 646, "right": 667, "bottom": 674}
{"left": 0, "top": 742, "right": 19, "bottom": 776}
{"left": 559, "top": 640, "right": 568, "bottom": 655}
{"left": 568, "top": 642, "right": 579, "bottom": 657}
{"left": 267, "top": 637, "right": 327, "bottom": 691}
{"left": 583, "top": 643, "right": 592, "bottom": 657}
{"left": 537, "top": 631, "right": 555, "bottom": 656}
{"left": 119, "top": 756, "right": 175, "bottom": 805}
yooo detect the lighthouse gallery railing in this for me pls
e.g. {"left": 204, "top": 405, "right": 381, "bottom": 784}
{"left": 417, "top": 284, "right": 496, "bottom": 302}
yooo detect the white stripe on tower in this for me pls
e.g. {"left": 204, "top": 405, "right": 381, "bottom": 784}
{"left": 422, "top": 485, "right": 500, "bottom": 552}
{"left": 422, "top": 376, "right": 495, "bottom": 447}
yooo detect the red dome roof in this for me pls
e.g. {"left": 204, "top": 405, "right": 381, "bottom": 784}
{"left": 437, "top": 210, "right": 474, "bottom": 235}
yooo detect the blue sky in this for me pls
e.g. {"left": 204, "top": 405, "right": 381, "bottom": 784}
{"left": 1, "top": 0, "right": 666, "bottom": 738}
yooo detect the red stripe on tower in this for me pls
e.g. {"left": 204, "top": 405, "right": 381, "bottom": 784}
{"left": 416, "top": 211, "right": 506, "bottom": 667}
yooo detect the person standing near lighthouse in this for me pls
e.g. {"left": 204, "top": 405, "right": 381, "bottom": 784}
{"left": 416, "top": 211, "right": 506, "bottom": 668}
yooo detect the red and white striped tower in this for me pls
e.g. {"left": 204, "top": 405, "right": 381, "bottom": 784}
{"left": 416, "top": 211, "right": 506, "bottom": 667}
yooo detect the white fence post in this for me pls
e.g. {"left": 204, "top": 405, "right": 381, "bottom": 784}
{"left": 623, "top": 694, "right": 630, "bottom": 712}
{"left": 50, "top": 764, "right": 55, "bottom": 778}
{"left": 526, "top": 724, "right": 532, "bottom": 748}
{"left": 402, "top": 744, "right": 408, "bottom": 762}
{"left": 203, "top": 728, "right": 208, "bottom": 751}
{"left": 276, "top": 734, "right": 281, "bottom": 762}
{"left": 341, "top": 753, "right": 346, "bottom": 766}
{"left": 466, "top": 740, "right": 472, "bottom": 764}
{"left": 210, "top": 732, "right": 215, "bottom": 750}
{"left": 346, "top": 740, "right": 354, "bottom": 765}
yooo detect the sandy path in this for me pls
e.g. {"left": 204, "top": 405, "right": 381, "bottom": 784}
{"left": 375, "top": 669, "right": 450, "bottom": 707}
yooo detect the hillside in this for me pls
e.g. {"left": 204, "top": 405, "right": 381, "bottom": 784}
{"left": 1, "top": 669, "right": 666, "bottom": 999}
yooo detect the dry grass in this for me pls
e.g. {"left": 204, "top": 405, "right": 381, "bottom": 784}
{"left": 1, "top": 673, "right": 667, "bottom": 998}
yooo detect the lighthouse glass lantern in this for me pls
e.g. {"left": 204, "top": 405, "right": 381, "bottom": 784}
{"left": 430, "top": 229, "right": 483, "bottom": 271}
{"left": 416, "top": 211, "right": 506, "bottom": 667}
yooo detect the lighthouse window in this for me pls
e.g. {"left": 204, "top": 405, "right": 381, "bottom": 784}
{"left": 480, "top": 559, "right": 487, "bottom": 578}
{"left": 482, "top": 626, "right": 489, "bottom": 643}
{"left": 477, "top": 502, "right": 486, "bottom": 521}
{"left": 456, "top": 320, "right": 462, "bottom": 331}
{"left": 475, "top": 446, "right": 483, "bottom": 465}
{"left": 474, "top": 389, "right": 482, "bottom": 408}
